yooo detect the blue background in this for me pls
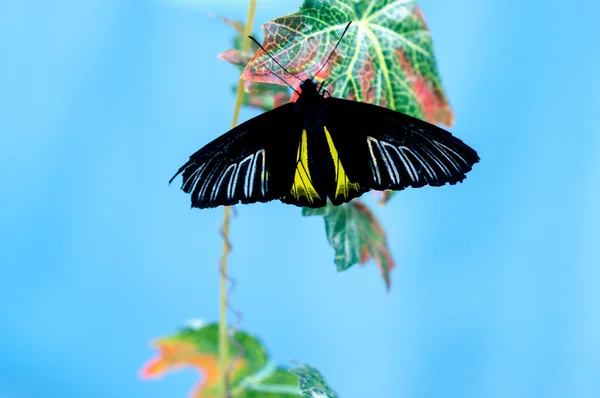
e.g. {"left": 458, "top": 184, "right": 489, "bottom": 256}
{"left": 1, "top": 0, "right": 599, "bottom": 397}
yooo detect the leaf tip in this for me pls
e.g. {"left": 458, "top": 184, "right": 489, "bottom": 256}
{"left": 139, "top": 356, "right": 168, "bottom": 379}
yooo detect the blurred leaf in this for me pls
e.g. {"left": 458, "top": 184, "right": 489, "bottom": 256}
{"left": 215, "top": 15, "right": 292, "bottom": 111}
{"left": 236, "top": 85, "right": 292, "bottom": 111}
{"left": 140, "top": 321, "right": 302, "bottom": 397}
{"left": 290, "top": 363, "right": 339, "bottom": 398}
{"left": 234, "top": 366, "right": 302, "bottom": 397}
{"left": 211, "top": 13, "right": 245, "bottom": 38}
{"left": 303, "top": 200, "right": 394, "bottom": 290}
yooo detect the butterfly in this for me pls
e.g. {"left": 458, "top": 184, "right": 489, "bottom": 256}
{"left": 170, "top": 22, "right": 479, "bottom": 209}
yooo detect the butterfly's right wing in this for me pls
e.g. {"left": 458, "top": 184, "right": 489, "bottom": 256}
{"left": 323, "top": 97, "right": 479, "bottom": 203}
{"left": 170, "top": 103, "right": 303, "bottom": 209}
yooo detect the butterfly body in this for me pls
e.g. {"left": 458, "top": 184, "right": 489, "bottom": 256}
{"left": 170, "top": 79, "right": 479, "bottom": 209}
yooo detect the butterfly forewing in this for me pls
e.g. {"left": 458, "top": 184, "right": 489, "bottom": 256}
{"left": 322, "top": 98, "right": 480, "bottom": 193}
{"left": 170, "top": 103, "right": 302, "bottom": 208}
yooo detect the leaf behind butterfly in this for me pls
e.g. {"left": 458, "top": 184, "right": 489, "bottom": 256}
{"left": 242, "top": 0, "right": 453, "bottom": 126}
{"left": 303, "top": 201, "right": 395, "bottom": 290}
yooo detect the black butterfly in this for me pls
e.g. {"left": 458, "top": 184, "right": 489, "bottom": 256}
{"left": 170, "top": 23, "right": 479, "bottom": 209}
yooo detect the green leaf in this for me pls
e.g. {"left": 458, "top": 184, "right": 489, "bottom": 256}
{"left": 215, "top": 15, "right": 292, "bottom": 111}
{"left": 303, "top": 200, "right": 395, "bottom": 290}
{"left": 234, "top": 367, "right": 302, "bottom": 397}
{"left": 141, "top": 322, "right": 342, "bottom": 397}
{"left": 140, "top": 321, "right": 302, "bottom": 397}
{"left": 290, "top": 363, "right": 339, "bottom": 398}
{"left": 242, "top": 0, "right": 452, "bottom": 126}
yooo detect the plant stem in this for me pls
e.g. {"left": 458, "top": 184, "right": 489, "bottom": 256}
{"left": 218, "top": 1, "right": 256, "bottom": 397}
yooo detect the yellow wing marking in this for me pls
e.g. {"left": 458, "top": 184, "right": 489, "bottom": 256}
{"left": 324, "top": 126, "right": 361, "bottom": 199}
{"left": 289, "top": 130, "right": 321, "bottom": 203}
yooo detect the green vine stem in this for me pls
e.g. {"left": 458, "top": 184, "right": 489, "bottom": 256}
{"left": 218, "top": 0, "right": 256, "bottom": 396}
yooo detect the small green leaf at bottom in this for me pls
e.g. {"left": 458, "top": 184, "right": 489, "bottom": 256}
{"left": 290, "top": 363, "right": 338, "bottom": 398}
{"left": 303, "top": 200, "right": 395, "bottom": 290}
{"left": 141, "top": 321, "right": 341, "bottom": 397}
{"left": 140, "top": 321, "right": 301, "bottom": 397}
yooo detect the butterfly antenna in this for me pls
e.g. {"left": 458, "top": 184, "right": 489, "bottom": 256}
{"left": 264, "top": 65, "right": 301, "bottom": 95}
{"left": 249, "top": 36, "right": 304, "bottom": 83}
{"left": 312, "top": 21, "right": 352, "bottom": 81}
{"left": 317, "top": 78, "right": 328, "bottom": 92}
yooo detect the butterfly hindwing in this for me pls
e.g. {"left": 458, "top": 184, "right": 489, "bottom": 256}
{"left": 170, "top": 103, "right": 302, "bottom": 208}
{"left": 321, "top": 124, "right": 369, "bottom": 205}
{"left": 322, "top": 97, "right": 480, "bottom": 195}
{"left": 280, "top": 128, "right": 328, "bottom": 208}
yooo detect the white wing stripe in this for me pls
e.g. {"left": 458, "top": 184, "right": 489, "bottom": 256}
{"left": 434, "top": 141, "right": 469, "bottom": 166}
{"left": 416, "top": 141, "right": 452, "bottom": 177}
{"left": 398, "top": 147, "right": 420, "bottom": 182}
{"left": 226, "top": 164, "right": 238, "bottom": 200}
{"left": 402, "top": 146, "right": 435, "bottom": 181}
{"left": 258, "top": 149, "right": 267, "bottom": 196}
{"left": 432, "top": 141, "right": 461, "bottom": 171}
{"left": 231, "top": 155, "right": 252, "bottom": 199}
{"left": 243, "top": 154, "right": 255, "bottom": 198}
{"left": 184, "top": 162, "right": 206, "bottom": 192}
{"left": 412, "top": 142, "right": 445, "bottom": 177}
{"left": 199, "top": 166, "right": 218, "bottom": 200}
{"left": 379, "top": 141, "right": 401, "bottom": 184}
{"left": 368, "top": 137, "right": 399, "bottom": 184}
{"left": 366, "top": 137, "right": 382, "bottom": 184}
{"left": 211, "top": 164, "right": 236, "bottom": 201}
{"left": 248, "top": 151, "right": 259, "bottom": 197}
{"left": 382, "top": 141, "right": 414, "bottom": 182}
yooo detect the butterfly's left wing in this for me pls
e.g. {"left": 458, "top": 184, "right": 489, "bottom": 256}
{"left": 322, "top": 97, "right": 480, "bottom": 204}
{"left": 170, "top": 103, "right": 302, "bottom": 209}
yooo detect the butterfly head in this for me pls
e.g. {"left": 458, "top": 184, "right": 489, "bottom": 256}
{"left": 299, "top": 79, "right": 328, "bottom": 101}
{"left": 299, "top": 79, "right": 318, "bottom": 92}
